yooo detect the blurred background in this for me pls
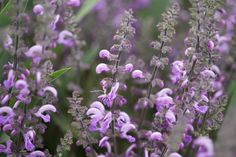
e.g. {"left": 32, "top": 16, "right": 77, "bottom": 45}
{"left": 0, "top": 0, "right": 236, "bottom": 156}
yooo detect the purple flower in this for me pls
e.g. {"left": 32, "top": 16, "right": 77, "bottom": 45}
{"left": 67, "top": 0, "right": 81, "bottom": 7}
{"left": 3, "top": 69, "right": 14, "bottom": 90}
{"left": 26, "top": 151, "right": 45, "bottom": 157}
{"left": 86, "top": 101, "right": 112, "bottom": 133}
{"left": 155, "top": 88, "right": 174, "bottom": 111}
{"left": 96, "top": 63, "right": 110, "bottom": 74}
{"left": 207, "top": 40, "right": 214, "bottom": 51}
{"left": 125, "top": 144, "right": 136, "bottom": 157}
{"left": 150, "top": 131, "right": 163, "bottom": 141}
{"left": 193, "top": 103, "right": 208, "bottom": 114}
{"left": 200, "top": 70, "right": 216, "bottom": 78}
{"left": 0, "top": 140, "right": 12, "bottom": 154}
{"left": 131, "top": 70, "right": 145, "bottom": 79}
{"left": 33, "top": 4, "right": 44, "bottom": 16}
{"left": 25, "top": 45, "right": 43, "bottom": 64}
{"left": 116, "top": 111, "right": 131, "bottom": 128}
{"left": 165, "top": 109, "right": 176, "bottom": 126}
{"left": 24, "top": 130, "right": 36, "bottom": 151}
{"left": 50, "top": 14, "right": 60, "bottom": 31}
{"left": 57, "top": 30, "right": 75, "bottom": 47}
{"left": 120, "top": 123, "right": 136, "bottom": 143}
{"left": 0, "top": 106, "right": 14, "bottom": 126}
{"left": 169, "top": 152, "right": 182, "bottom": 157}
{"left": 3, "top": 34, "right": 13, "bottom": 49}
{"left": 98, "top": 82, "right": 119, "bottom": 107}
{"left": 170, "top": 60, "right": 186, "bottom": 84}
{"left": 1, "top": 94, "right": 10, "bottom": 104}
{"left": 99, "top": 49, "right": 112, "bottom": 60}
{"left": 124, "top": 63, "right": 134, "bottom": 73}
{"left": 34, "top": 104, "right": 56, "bottom": 123}
{"left": 194, "top": 136, "right": 214, "bottom": 157}
{"left": 42, "top": 86, "right": 58, "bottom": 97}
{"left": 99, "top": 136, "right": 111, "bottom": 153}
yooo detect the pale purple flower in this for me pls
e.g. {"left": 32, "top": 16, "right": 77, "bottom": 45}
{"left": 116, "top": 111, "right": 131, "bottom": 128}
{"left": 26, "top": 151, "right": 45, "bottom": 157}
{"left": 1, "top": 94, "right": 10, "bottom": 104}
{"left": 194, "top": 136, "right": 214, "bottom": 157}
{"left": 150, "top": 131, "right": 163, "bottom": 141}
{"left": 34, "top": 104, "right": 56, "bottom": 123}
{"left": 3, "top": 69, "right": 14, "bottom": 89}
{"left": 50, "top": 14, "right": 60, "bottom": 31}
{"left": 25, "top": 45, "right": 43, "bottom": 64}
{"left": 67, "top": 0, "right": 81, "bottom": 7}
{"left": 207, "top": 40, "right": 214, "bottom": 51}
{"left": 193, "top": 103, "right": 208, "bottom": 114}
{"left": 125, "top": 144, "right": 136, "bottom": 157}
{"left": 120, "top": 123, "right": 136, "bottom": 143}
{"left": 24, "top": 130, "right": 36, "bottom": 151}
{"left": 200, "top": 70, "right": 216, "bottom": 78}
{"left": 170, "top": 60, "right": 186, "bottom": 84}
{"left": 57, "top": 30, "right": 75, "bottom": 47}
{"left": 96, "top": 63, "right": 110, "bottom": 74}
{"left": 0, "top": 106, "right": 14, "bottom": 125}
{"left": 169, "top": 152, "right": 182, "bottom": 157}
{"left": 131, "top": 70, "right": 144, "bottom": 79}
{"left": 42, "top": 86, "right": 58, "bottom": 97}
{"left": 86, "top": 101, "right": 112, "bottom": 133}
{"left": 99, "top": 49, "right": 112, "bottom": 60}
{"left": 165, "top": 109, "right": 176, "bottom": 126}
{"left": 0, "top": 140, "right": 12, "bottom": 154}
{"left": 98, "top": 82, "right": 119, "bottom": 107}
{"left": 99, "top": 136, "right": 111, "bottom": 153}
{"left": 3, "top": 34, "right": 13, "bottom": 49}
{"left": 33, "top": 4, "right": 44, "bottom": 16}
{"left": 124, "top": 63, "right": 134, "bottom": 72}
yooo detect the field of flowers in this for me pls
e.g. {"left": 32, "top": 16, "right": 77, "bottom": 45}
{"left": 0, "top": 0, "right": 236, "bottom": 156}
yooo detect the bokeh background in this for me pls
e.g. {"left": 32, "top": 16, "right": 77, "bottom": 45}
{"left": 0, "top": 0, "right": 236, "bottom": 156}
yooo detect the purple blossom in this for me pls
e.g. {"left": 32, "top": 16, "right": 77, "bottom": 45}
{"left": 26, "top": 151, "right": 45, "bottom": 157}
{"left": 0, "top": 106, "right": 14, "bottom": 126}
{"left": 0, "top": 140, "right": 12, "bottom": 154}
{"left": 194, "top": 136, "right": 214, "bottom": 157}
{"left": 96, "top": 63, "right": 110, "bottom": 74}
{"left": 34, "top": 104, "right": 57, "bottom": 123}
{"left": 33, "top": 4, "right": 44, "bottom": 16}
{"left": 3, "top": 69, "right": 14, "bottom": 90}
{"left": 25, "top": 45, "right": 43, "bottom": 65}
{"left": 131, "top": 70, "right": 145, "bottom": 79}
{"left": 57, "top": 30, "right": 75, "bottom": 48}
{"left": 24, "top": 130, "right": 36, "bottom": 151}
{"left": 67, "top": 0, "right": 81, "bottom": 7}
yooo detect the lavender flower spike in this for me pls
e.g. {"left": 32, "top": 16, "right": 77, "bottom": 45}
{"left": 34, "top": 104, "right": 56, "bottom": 123}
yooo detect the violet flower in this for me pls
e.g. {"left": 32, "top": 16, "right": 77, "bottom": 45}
{"left": 34, "top": 104, "right": 57, "bottom": 123}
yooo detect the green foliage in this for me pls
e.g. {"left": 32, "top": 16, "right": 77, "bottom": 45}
{"left": 74, "top": 0, "right": 101, "bottom": 22}
{"left": 49, "top": 67, "right": 72, "bottom": 82}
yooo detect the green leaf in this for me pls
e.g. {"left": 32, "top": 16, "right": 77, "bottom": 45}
{"left": 81, "top": 44, "right": 99, "bottom": 64}
{"left": 0, "top": 0, "right": 12, "bottom": 28}
{"left": 74, "top": 0, "right": 100, "bottom": 22}
{"left": 49, "top": 67, "right": 72, "bottom": 81}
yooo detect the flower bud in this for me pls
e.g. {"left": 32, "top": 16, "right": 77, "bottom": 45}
{"left": 33, "top": 4, "right": 44, "bottom": 16}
